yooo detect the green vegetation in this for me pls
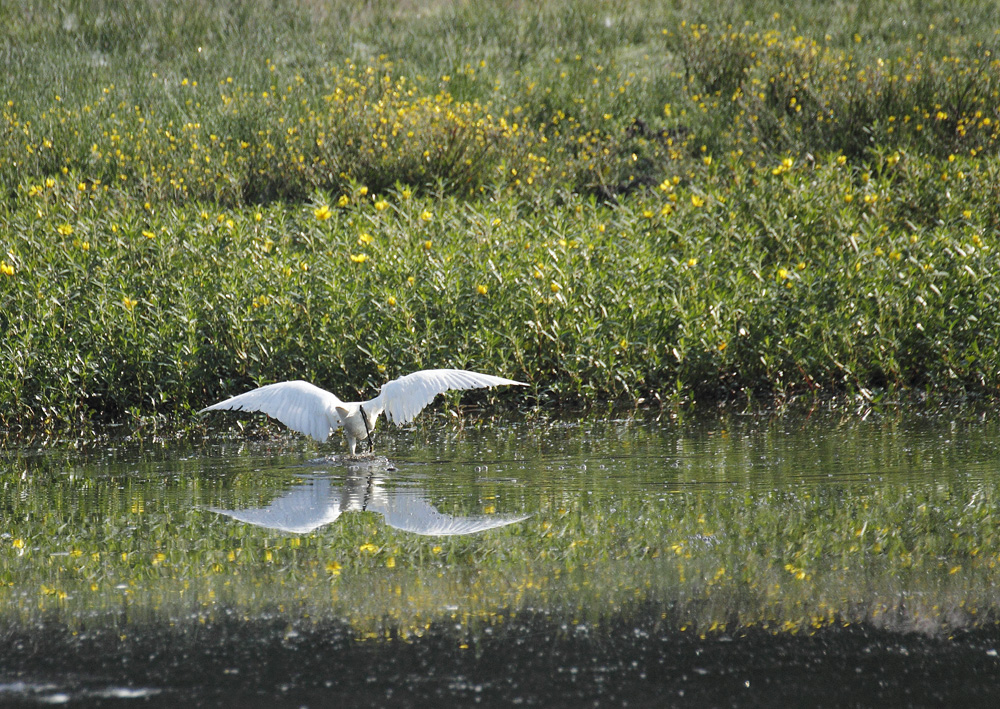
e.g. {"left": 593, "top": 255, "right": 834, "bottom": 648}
{"left": 3, "top": 1, "right": 1000, "bottom": 434}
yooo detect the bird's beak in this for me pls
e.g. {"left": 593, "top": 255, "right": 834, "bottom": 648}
{"left": 360, "top": 404, "right": 375, "bottom": 453}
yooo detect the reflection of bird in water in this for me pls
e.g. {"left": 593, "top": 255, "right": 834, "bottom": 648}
{"left": 209, "top": 474, "right": 529, "bottom": 536}
{"left": 200, "top": 369, "right": 526, "bottom": 455}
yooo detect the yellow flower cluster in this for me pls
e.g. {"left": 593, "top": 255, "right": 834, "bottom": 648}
{"left": 2, "top": 19, "right": 997, "bottom": 212}
{"left": 674, "top": 21, "right": 1000, "bottom": 160}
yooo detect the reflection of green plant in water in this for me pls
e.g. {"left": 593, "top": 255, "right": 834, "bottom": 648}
{"left": 2, "top": 429, "right": 999, "bottom": 638}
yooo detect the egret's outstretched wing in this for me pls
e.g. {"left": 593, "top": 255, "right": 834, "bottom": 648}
{"left": 368, "top": 490, "right": 530, "bottom": 536}
{"left": 374, "top": 369, "right": 526, "bottom": 425}
{"left": 200, "top": 380, "right": 342, "bottom": 442}
{"left": 209, "top": 477, "right": 341, "bottom": 534}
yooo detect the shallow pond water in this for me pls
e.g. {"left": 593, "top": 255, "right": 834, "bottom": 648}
{"left": 2, "top": 408, "right": 1000, "bottom": 706}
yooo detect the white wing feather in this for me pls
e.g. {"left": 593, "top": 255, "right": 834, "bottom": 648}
{"left": 199, "top": 380, "right": 342, "bottom": 442}
{"left": 374, "top": 369, "right": 527, "bottom": 425}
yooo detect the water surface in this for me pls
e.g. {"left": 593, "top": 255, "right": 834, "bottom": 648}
{"left": 2, "top": 408, "right": 1000, "bottom": 706}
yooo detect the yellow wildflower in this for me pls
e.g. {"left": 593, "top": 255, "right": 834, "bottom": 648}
{"left": 690, "top": 194, "right": 705, "bottom": 208}
{"left": 1, "top": 261, "right": 14, "bottom": 277}
{"left": 420, "top": 210, "right": 433, "bottom": 222}
{"left": 57, "top": 223, "right": 73, "bottom": 236}
{"left": 374, "top": 199, "right": 389, "bottom": 211}
{"left": 349, "top": 253, "right": 368, "bottom": 263}
{"left": 550, "top": 281, "right": 561, "bottom": 293}
{"left": 314, "top": 205, "right": 332, "bottom": 221}
{"left": 337, "top": 195, "right": 350, "bottom": 207}
{"left": 477, "top": 284, "right": 488, "bottom": 295}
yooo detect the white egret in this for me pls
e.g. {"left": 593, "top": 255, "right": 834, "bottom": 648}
{"left": 200, "top": 368, "right": 526, "bottom": 454}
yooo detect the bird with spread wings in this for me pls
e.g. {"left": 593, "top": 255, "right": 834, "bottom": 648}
{"left": 201, "top": 368, "right": 526, "bottom": 454}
